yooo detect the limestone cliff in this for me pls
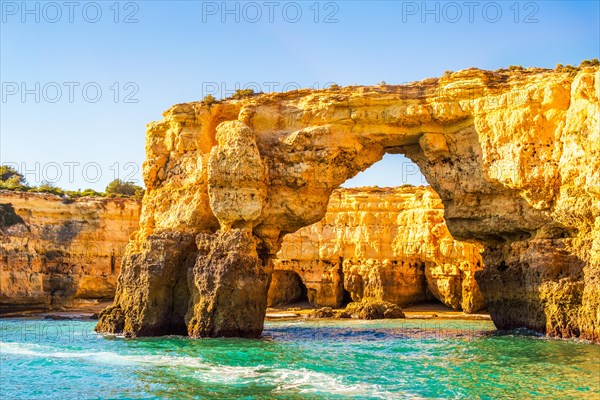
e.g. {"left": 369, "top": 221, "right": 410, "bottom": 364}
{"left": 0, "top": 187, "right": 481, "bottom": 317}
{"left": 0, "top": 191, "right": 141, "bottom": 307}
{"left": 96, "top": 64, "right": 599, "bottom": 341}
{"left": 270, "top": 186, "right": 484, "bottom": 313}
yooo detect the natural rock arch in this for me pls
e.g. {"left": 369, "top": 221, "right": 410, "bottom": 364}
{"left": 96, "top": 66, "right": 599, "bottom": 341}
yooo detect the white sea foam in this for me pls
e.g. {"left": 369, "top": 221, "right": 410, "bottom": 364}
{"left": 0, "top": 341, "right": 417, "bottom": 398}
{"left": 0, "top": 341, "right": 39, "bottom": 356}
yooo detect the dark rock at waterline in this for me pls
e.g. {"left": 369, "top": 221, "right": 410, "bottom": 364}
{"left": 310, "top": 307, "right": 335, "bottom": 318}
{"left": 43, "top": 314, "right": 73, "bottom": 320}
{"left": 345, "top": 301, "right": 406, "bottom": 320}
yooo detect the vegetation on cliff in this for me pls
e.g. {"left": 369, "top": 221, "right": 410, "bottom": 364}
{"left": 0, "top": 166, "right": 144, "bottom": 199}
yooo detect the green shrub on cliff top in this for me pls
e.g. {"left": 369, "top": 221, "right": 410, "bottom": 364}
{"left": 202, "top": 94, "right": 218, "bottom": 106}
{"left": 64, "top": 188, "right": 105, "bottom": 198}
{"left": 105, "top": 179, "right": 144, "bottom": 199}
{"left": 0, "top": 165, "right": 29, "bottom": 191}
{"left": 580, "top": 58, "right": 599, "bottom": 67}
{"left": 231, "top": 89, "right": 255, "bottom": 100}
{"left": 556, "top": 64, "right": 579, "bottom": 76}
{"left": 33, "top": 181, "right": 65, "bottom": 196}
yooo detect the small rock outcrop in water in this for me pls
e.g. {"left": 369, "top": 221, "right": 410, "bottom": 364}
{"left": 0, "top": 191, "right": 141, "bottom": 307}
{"left": 95, "top": 65, "right": 599, "bottom": 342}
{"left": 310, "top": 307, "right": 335, "bottom": 318}
{"left": 345, "top": 301, "right": 406, "bottom": 320}
{"left": 269, "top": 186, "right": 485, "bottom": 313}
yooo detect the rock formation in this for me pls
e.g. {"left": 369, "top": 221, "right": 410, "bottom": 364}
{"left": 0, "top": 187, "right": 483, "bottom": 317}
{"left": 269, "top": 186, "right": 484, "bottom": 313}
{"left": 96, "top": 64, "right": 599, "bottom": 342}
{"left": 187, "top": 229, "right": 271, "bottom": 337}
{"left": 345, "top": 300, "right": 406, "bottom": 320}
{"left": 0, "top": 191, "right": 141, "bottom": 307}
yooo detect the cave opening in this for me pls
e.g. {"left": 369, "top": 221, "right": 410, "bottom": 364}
{"left": 295, "top": 275, "right": 309, "bottom": 304}
{"left": 341, "top": 288, "right": 353, "bottom": 306}
{"left": 267, "top": 270, "right": 309, "bottom": 307}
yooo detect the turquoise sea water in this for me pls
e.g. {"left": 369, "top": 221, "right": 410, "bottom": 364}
{"left": 0, "top": 318, "right": 598, "bottom": 399}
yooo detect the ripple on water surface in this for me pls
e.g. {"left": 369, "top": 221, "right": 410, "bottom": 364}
{"left": 0, "top": 318, "right": 598, "bottom": 399}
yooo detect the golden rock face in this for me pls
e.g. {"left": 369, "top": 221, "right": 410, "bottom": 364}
{"left": 208, "top": 120, "right": 267, "bottom": 230}
{"left": 0, "top": 191, "right": 141, "bottom": 307}
{"left": 96, "top": 66, "right": 598, "bottom": 341}
{"left": 0, "top": 187, "right": 484, "bottom": 316}
{"left": 270, "top": 186, "right": 485, "bottom": 313}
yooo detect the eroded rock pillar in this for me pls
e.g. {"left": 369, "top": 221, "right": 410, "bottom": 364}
{"left": 187, "top": 120, "right": 271, "bottom": 337}
{"left": 186, "top": 230, "right": 272, "bottom": 338}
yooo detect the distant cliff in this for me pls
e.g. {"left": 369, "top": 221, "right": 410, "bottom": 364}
{"left": 269, "top": 186, "right": 485, "bottom": 313}
{"left": 0, "top": 188, "right": 483, "bottom": 313}
{"left": 0, "top": 191, "right": 141, "bottom": 308}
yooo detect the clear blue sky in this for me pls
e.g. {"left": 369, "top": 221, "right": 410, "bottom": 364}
{"left": 1, "top": 1, "right": 598, "bottom": 190}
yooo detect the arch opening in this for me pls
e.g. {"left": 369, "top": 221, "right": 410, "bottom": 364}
{"left": 320, "top": 153, "right": 486, "bottom": 314}
{"left": 342, "top": 153, "right": 428, "bottom": 188}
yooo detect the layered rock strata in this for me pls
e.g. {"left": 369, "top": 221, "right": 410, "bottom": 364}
{"left": 0, "top": 187, "right": 482, "bottom": 317}
{"left": 0, "top": 191, "right": 141, "bottom": 307}
{"left": 269, "top": 186, "right": 485, "bottom": 313}
{"left": 96, "top": 65, "right": 599, "bottom": 341}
